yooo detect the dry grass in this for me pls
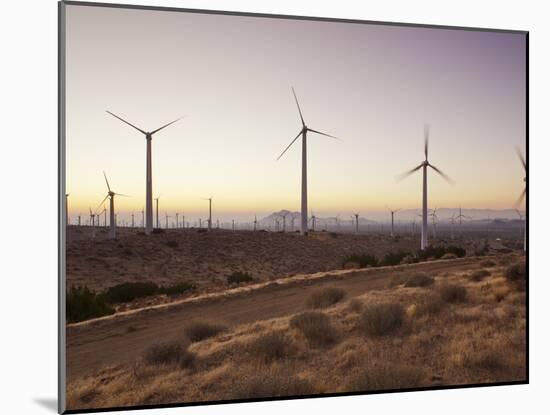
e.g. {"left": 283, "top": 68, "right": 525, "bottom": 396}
{"left": 347, "top": 361, "right": 427, "bottom": 391}
{"left": 66, "top": 254, "right": 526, "bottom": 410}
{"left": 404, "top": 273, "right": 435, "bottom": 288}
{"left": 439, "top": 284, "right": 467, "bottom": 303}
{"left": 505, "top": 260, "right": 526, "bottom": 292}
{"left": 470, "top": 269, "right": 491, "bottom": 282}
{"left": 185, "top": 321, "right": 227, "bottom": 343}
{"left": 306, "top": 287, "right": 346, "bottom": 309}
{"left": 290, "top": 311, "right": 338, "bottom": 347}
{"left": 357, "top": 303, "right": 405, "bottom": 336}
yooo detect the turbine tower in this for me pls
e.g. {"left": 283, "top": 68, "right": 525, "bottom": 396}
{"left": 65, "top": 193, "right": 70, "bottom": 226}
{"left": 89, "top": 208, "right": 96, "bottom": 239}
{"left": 515, "top": 147, "right": 527, "bottom": 252}
{"left": 277, "top": 87, "right": 339, "bottom": 236}
{"left": 203, "top": 197, "right": 213, "bottom": 231}
{"left": 253, "top": 215, "right": 257, "bottom": 232}
{"left": 387, "top": 208, "right": 400, "bottom": 238}
{"left": 353, "top": 213, "right": 359, "bottom": 235}
{"left": 99, "top": 172, "right": 128, "bottom": 239}
{"left": 154, "top": 196, "right": 160, "bottom": 229}
{"left": 397, "top": 125, "right": 453, "bottom": 250}
{"left": 429, "top": 208, "right": 439, "bottom": 240}
{"left": 106, "top": 111, "right": 181, "bottom": 235}
{"left": 456, "top": 206, "right": 470, "bottom": 236}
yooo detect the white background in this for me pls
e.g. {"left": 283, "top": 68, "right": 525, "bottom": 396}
{"left": 0, "top": 0, "right": 544, "bottom": 414}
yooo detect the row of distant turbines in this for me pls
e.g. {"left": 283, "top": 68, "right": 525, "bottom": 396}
{"left": 65, "top": 87, "right": 527, "bottom": 251}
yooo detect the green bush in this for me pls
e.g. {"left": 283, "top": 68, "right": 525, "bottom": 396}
{"left": 342, "top": 254, "right": 378, "bottom": 268}
{"left": 380, "top": 251, "right": 409, "bottom": 266}
{"left": 102, "top": 282, "right": 159, "bottom": 303}
{"left": 358, "top": 303, "right": 405, "bottom": 336}
{"left": 227, "top": 271, "right": 255, "bottom": 284}
{"left": 66, "top": 285, "right": 115, "bottom": 323}
{"left": 445, "top": 245, "right": 466, "bottom": 258}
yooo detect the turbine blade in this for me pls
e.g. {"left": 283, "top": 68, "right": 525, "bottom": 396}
{"left": 429, "top": 163, "right": 454, "bottom": 184}
{"left": 515, "top": 146, "right": 526, "bottom": 171}
{"left": 103, "top": 171, "right": 111, "bottom": 192}
{"left": 150, "top": 117, "right": 182, "bottom": 135}
{"left": 291, "top": 87, "right": 305, "bottom": 127}
{"left": 396, "top": 163, "right": 423, "bottom": 181}
{"left": 115, "top": 193, "right": 130, "bottom": 197}
{"left": 424, "top": 124, "right": 429, "bottom": 160}
{"left": 514, "top": 188, "right": 526, "bottom": 207}
{"left": 307, "top": 128, "right": 339, "bottom": 140}
{"left": 106, "top": 111, "right": 146, "bottom": 135}
{"left": 277, "top": 130, "right": 302, "bottom": 161}
{"left": 97, "top": 195, "right": 109, "bottom": 211}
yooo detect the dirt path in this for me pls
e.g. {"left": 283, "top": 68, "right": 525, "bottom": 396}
{"left": 66, "top": 257, "right": 483, "bottom": 381}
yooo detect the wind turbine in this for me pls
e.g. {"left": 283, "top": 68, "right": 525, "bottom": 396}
{"left": 106, "top": 111, "right": 181, "bottom": 236}
{"left": 429, "top": 208, "right": 439, "bottom": 240}
{"left": 456, "top": 206, "right": 470, "bottom": 237}
{"left": 516, "top": 209, "right": 525, "bottom": 247}
{"left": 450, "top": 214, "right": 456, "bottom": 240}
{"left": 202, "top": 197, "right": 213, "bottom": 231}
{"left": 131, "top": 211, "right": 135, "bottom": 228}
{"left": 280, "top": 212, "right": 288, "bottom": 232}
{"left": 89, "top": 208, "right": 96, "bottom": 239}
{"left": 77, "top": 213, "right": 81, "bottom": 227}
{"left": 253, "top": 215, "right": 257, "bottom": 232}
{"left": 277, "top": 87, "right": 339, "bottom": 236}
{"left": 353, "top": 213, "right": 359, "bottom": 235}
{"left": 387, "top": 207, "right": 400, "bottom": 237}
{"left": 165, "top": 213, "right": 171, "bottom": 229}
{"left": 310, "top": 211, "right": 317, "bottom": 232}
{"left": 397, "top": 125, "right": 453, "bottom": 250}
{"left": 65, "top": 193, "right": 70, "bottom": 226}
{"left": 175, "top": 212, "right": 179, "bottom": 228}
{"left": 515, "top": 147, "right": 527, "bottom": 252}
{"left": 154, "top": 196, "right": 160, "bottom": 229}
{"left": 98, "top": 172, "right": 128, "bottom": 239}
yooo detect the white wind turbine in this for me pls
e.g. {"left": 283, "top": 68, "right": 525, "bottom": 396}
{"left": 202, "top": 197, "right": 213, "bottom": 231}
{"left": 429, "top": 208, "right": 439, "bottom": 240}
{"left": 89, "top": 208, "right": 96, "bottom": 239}
{"left": 277, "top": 87, "right": 339, "bottom": 236}
{"left": 65, "top": 193, "right": 70, "bottom": 226}
{"left": 353, "top": 213, "right": 359, "bottom": 235}
{"left": 397, "top": 125, "right": 453, "bottom": 250}
{"left": 253, "top": 215, "right": 257, "bottom": 232}
{"left": 387, "top": 207, "right": 400, "bottom": 238}
{"left": 106, "top": 111, "right": 181, "bottom": 236}
{"left": 98, "top": 172, "right": 128, "bottom": 239}
{"left": 515, "top": 148, "right": 527, "bottom": 252}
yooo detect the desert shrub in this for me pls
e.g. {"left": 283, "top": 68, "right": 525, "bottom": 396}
{"left": 143, "top": 339, "right": 195, "bottom": 368}
{"left": 441, "top": 253, "right": 457, "bottom": 260}
{"left": 231, "top": 367, "right": 314, "bottom": 399}
{"left": 358, "top": 303, "right": 405, "bottom": 336}
{"left": 445, "top": 245, "right": 466, "bottom": 258}
{"left": 159, "top": 282, "right": 195, "bottom": 296}
{"left": 414, "top": 293, "right": 443, "bottom": 316}
{"left": 505, "top": 261, "right": 526, "bottom": 291}
{"left": 246, "top": 331, "right": 293, "bottom": 363}
{"left": 380, "top": 251, "right": 409, "bottom": 266}
{"left": 102, "top": 282, "right": 159, "bottom": 303}
{"left": 418, "top": 246, "right": 446, "bottom": 260}
{"left": 306, "top": 287, "right": 346, "bottom": 309}
{"left": 386, "top": 274, "right": 407, "bottom": 288}
{"left": 197, "top": 228, "right": 208, "bottom": 233}
{"left": 404, "top": 273, "right": 435, "bottom": 288}
{"left": 348, "top": 298, "right": 364, "bottom": 313}
{"left": 470, "top": 269, "right": 491, "bottom": 282}
{"left": 290, "top": 311, "right": 338, "bottom": 347}
{"left": 166, "top": 240, "right": 179, "bottom": 248}
{"left": 439, "top": 284, "right": 467, "bottom": 303}
{"left": 480, "top": 259, "right": 496, "bottom": 267}
{"left": 185, "top": 321, "right": 227, "bottom": 342}
{"left": 152, "top": 228, "right": 165, "bottom": 234}
{"left": 227, "top": 271, "right": 255, "bottom": 284}
{"left": 66, "top": 285, "right": 115, "bottom": 323}
{"left": 347, "top": 362, "right": 426, "bottom": 391}
{"left": 342, "top": 254, "right": 378, "bottom": 268}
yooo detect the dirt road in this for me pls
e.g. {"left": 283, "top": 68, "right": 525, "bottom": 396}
{"left": 66, "top": 257, "right": 483, "bottom": 381}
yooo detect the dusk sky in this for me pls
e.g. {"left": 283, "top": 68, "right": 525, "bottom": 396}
{"left": 65, "top": 4, "right": 526, "bottom": 222}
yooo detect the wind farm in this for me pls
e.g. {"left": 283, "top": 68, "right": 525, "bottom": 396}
{"left": 62, "top": 5, "right": 527, "bottom": 412}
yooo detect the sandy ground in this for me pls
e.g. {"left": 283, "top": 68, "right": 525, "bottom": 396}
{"left": 66, "top": 226, "right": 490, "bottom": 294}
{"left": 66, "top": 255, "right": 490, "bottom": 381}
